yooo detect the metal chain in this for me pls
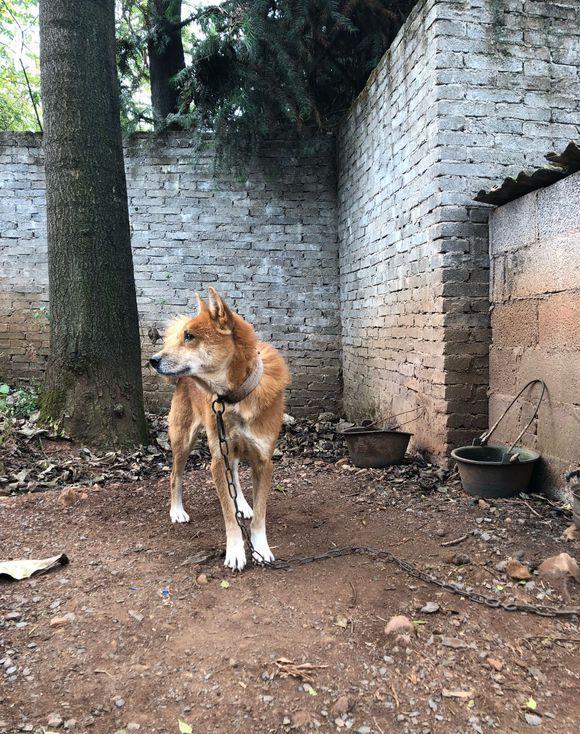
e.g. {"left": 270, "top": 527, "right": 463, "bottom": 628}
{"left": 211, "top": 400, "right": 579, "bottom": 620}
{"left": 212, "top": 397, "right": 270, "bottom": 565}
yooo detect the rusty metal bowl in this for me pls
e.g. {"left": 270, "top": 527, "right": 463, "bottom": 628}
{"left": 451, "top": 444, "right": 540, "bottom": 498}
{"left": 342, "top": 427, "right": 412, "bottom": 468}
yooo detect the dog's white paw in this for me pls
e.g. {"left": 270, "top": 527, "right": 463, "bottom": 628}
{"left": 170, "top": 506, "right": 190, "bottom": 524}
{"left": 224, "top": 536, "right": 247, "bottom": 571}
{"left": 251, "top": 530, "right": 275, "bottom": 564}
{"left": 236, "top": 495, "right": 253, "bottom": 520}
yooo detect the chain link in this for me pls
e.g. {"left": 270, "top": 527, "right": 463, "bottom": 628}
{"left": 211, "top": 400, "right": 579, "bottom": 620}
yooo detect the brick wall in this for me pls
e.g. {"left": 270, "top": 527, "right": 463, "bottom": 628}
{"left": 0, "top": 132, "right": 341, "bottom": 416}
{"left": 337, "top": 0, "right": 580, "bottom": 458}
{"left": 489, "top": 171, "right": 580, "bottom": 492}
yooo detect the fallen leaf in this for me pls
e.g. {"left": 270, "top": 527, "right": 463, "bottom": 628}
{"left": 441, "top": 636, "right": 469, "bottom": 649}
{"left": 220, "top": 580, "right": 230, "bottom": 589}
{"left": 506, "top": 559, "right": 532, "bottom": 581}
{"left": 335, "top": 615, "right": 348, "bottom": 628}
{"left": 525, "top": 697, "right": 537, "bottom": 711}
{"left": 306, "top": 685, "right": 318, "bottom": 696}
{"left": 0, "top": 554, "right": 69, "bottom": 581}
{"left": 178, "top": 720, "right": 193, "bottom": 734}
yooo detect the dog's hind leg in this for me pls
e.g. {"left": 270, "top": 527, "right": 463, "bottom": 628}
{"left": 250, "top": 458, "right": 275, "bottom": 564}
{"left": 231, "top": 458, "right": 253, "bottom": 519}
{"left": 168, "top": 421, "right": 200, "bottom": 524}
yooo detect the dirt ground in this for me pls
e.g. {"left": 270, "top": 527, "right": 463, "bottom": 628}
{"left": 1, "top": 455, "right": 579, "bottom": 734}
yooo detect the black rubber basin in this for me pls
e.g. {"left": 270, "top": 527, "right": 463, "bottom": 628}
{"left": 451, "top": 444, "right": 540, "bottom": 498}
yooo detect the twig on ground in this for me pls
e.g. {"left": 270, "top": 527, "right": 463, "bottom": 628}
{"left": 390, "top": 683, "right": 400, "bottom": 708}
{"left": 441, "top": 534, "right": 469, "bottom": 547}
{"left": 348, "top": 580, "right": 358, "bottom": 608}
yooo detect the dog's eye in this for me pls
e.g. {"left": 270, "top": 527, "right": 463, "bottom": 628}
{"left": 183, "top": 330, "right": 195, "bottom": 343}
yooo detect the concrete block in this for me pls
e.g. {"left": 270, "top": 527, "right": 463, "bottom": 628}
{"left": 491, "top": 300, "right": 539, "bottom": 348}
{"left": 538, "top": 292, "right": 580, "bottom": 348}
{"left": 489, "top": 191, "right": 538, "bottom": 255}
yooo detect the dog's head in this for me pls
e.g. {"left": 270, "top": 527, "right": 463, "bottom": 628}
{"left": 149, "top": 288, "right": 255, "bottom": 384}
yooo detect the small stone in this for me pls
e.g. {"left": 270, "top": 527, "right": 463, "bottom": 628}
{"left": 49, "top": 612, "right": 75, "bottom": 628}
{"left": 420, "top": 601, "right": 440, "bottom": 614}
{"left": 127, "top": 725, "right": 141, "bottom": 732}
{"left": 5, "top": 612, "right": 22, "bottom": 621}
{"left": 384, "top": 615, "right": 414, "bottom": 636}
{"left": 114, "top": 698, "right": 125, "bottom": 708}
{"left": 331, "top": 695, "right": 351, "bottom": 716}
{"left": 524, "top": 713, "right": 542, "bottom": 726}
{"left": 356, "top": 728, "right": 371, "bottom": 734}
{"left": 47, "top": 713, "right": 63, "bottom": 728}
{"left": 196, "top": 573, "right": 208, "bottom": 585}
{"left": 506, "top": 559, "right": 532, "bottom": 581}
{"left": 64, "top": 719, "right": 77, "bottom": 730}
{"left": 487, "top": 657, "right": 504, "bottom": 672}
{"left": 538, "top": 553, "right": 580, "bottom": 582}
{"left": 128, "top": 610, "right": 144, "bottom": 623}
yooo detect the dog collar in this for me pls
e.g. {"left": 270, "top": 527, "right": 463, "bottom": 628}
{"left": 218, "top": 354, "right": 264, "bottom": 404}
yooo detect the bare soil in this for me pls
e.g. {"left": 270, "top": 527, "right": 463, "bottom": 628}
{"left": 1, "top": 456, "right": 579, "bottom": 734}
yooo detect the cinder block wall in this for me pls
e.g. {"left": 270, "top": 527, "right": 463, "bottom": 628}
{"left": 489, "top": 171, "right": 580, "bottom": 491}
{"left": 337, "top": 0, "right": 580, "bottom": 458}
{"left": 0, "top": 133, "right": 341, "bottom": 416}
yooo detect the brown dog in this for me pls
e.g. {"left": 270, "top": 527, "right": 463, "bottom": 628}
{"left": 150, "top": 289, "right": 290, "bottom": 570}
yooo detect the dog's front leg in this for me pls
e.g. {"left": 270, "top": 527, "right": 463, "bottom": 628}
{"left": 250, "top": 458, "right": 275, "bottom": 564}
{"left": 211, "top": 456, "right": 247, "bottom": 571}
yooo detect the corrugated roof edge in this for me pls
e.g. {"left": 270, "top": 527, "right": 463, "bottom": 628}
{"left": 474, "top": 140, "right": 580, "bottom": 206}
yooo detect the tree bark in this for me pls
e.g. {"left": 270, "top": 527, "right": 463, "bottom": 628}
{"left": 147, "top": 0, "right": 185, "bottom": 124}
{"left": 39, "top": 0, "right": 148, "bottom": 447}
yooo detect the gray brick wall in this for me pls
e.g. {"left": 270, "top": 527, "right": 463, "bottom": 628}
{"left": 337, "top": 0, "right": 580, "bottom": 458}
{"left": 0, "top": 132, "right": 341, "bottom": 416}
{"left": 489, "top": 171, "right": 580, "bottom": 493}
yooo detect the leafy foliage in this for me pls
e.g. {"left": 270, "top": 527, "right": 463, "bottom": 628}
{"left": 0, "top": 0, "right": 41, "bottom": 131}
{"left": 172, "top": 0, "right": 415, "bottom": 163}
{"left": 116, "top": 0, "right": 153, "bottom": 131}
{"left": 0, "top": 382, "right": 40, "bottom": 442}
{"left": 1, "top": 0, "right": 414, "bottom": 161}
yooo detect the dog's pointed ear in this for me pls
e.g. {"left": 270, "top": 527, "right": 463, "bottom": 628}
{"left": 207, "top": 287, "right": 233, "bottom": 333}
{"left": 195, "top": 292, "right": 209, "bottom": 314}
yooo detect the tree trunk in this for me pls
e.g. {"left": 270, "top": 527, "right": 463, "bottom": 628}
{"left": 38, "top": 0, "right": 148, "bottom": 447}
{"left": 147, "top": 0, "right": 185, "bottom": 124}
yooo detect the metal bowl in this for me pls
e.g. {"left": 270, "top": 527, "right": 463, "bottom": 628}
{"left": 342, "top": 427, "right": 412, "bottom": 468}
{"left": 451, "top": 444, "right": 540, "bottom": 498}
